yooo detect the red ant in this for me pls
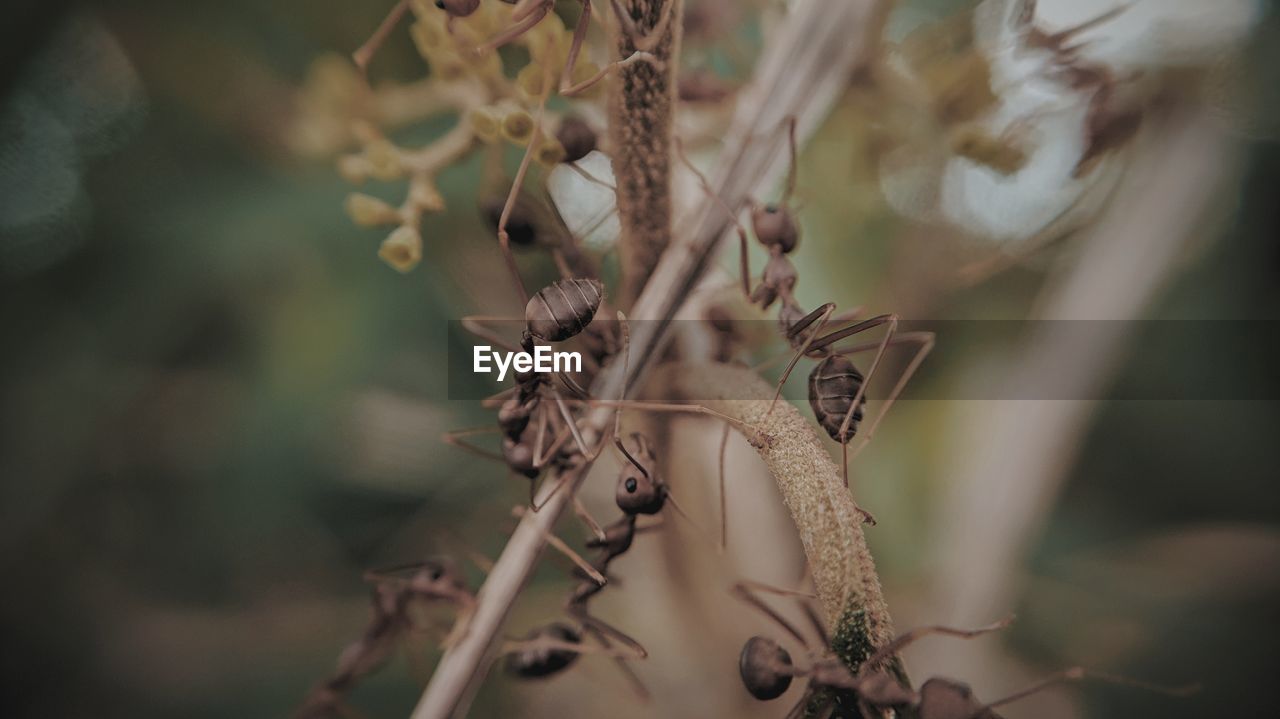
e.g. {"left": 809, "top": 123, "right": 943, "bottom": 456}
{"left": 679, "top": 118, "right": 935, "bottom": 494}
{"left": 733, "top": 579, "right": 1197, "bottom": 718}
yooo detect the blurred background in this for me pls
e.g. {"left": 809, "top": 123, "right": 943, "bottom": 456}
{"left": 1, "top": 1, "right": 1277, "bottom": 717}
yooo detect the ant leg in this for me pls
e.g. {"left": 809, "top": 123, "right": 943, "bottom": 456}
{"left": 510, "top": 505, "right": 606, "bottom": 585}
{"left": 494, "top": 75, "right": 555, "bottom": 307}
{"left": 770, "top": 302, "right": 838, "bottom": 413}
{"left": 675, "top": 137, "right": 753, "bottom": 297}
{"left": 565, "top": 160, "right": 616, "bottom": 190}
{"left": 558, "top": 2, "right": 660, "bottom": 96}
{"left": 551, "top": 387, "right": 590, "bottom": 456}
{"left": 661, "top": 490, "right": 720, "bottom": 552}
{"left": 831, "top": 331, "right": 935, "bottom": 460}
{"left": 735, "top": 579, "right": 826, "bottom": 645}
{"left": 780, "top": 116, "right": 800, "bottom": 208}
{"left": 717, "top": 422, "right": 729, "bottom": 552}
{"left": 730, "top": 581, "right": 811, "bottom": 649}
{"left": 475, "top": 0, "right": 553, "bottom": 54}
{"left": 572, "top": 497, "right": 608, "bottom": 541}
{"left": 567, "top": 605, "right": 648, "bottom": 658}
{"left": 460, "top": 315, "right": 521, "bottom": 353}
{"left": 586, "top": 625, "right": 653, "bottom": 702}
{"left": 983, "top": 667, "right": 1198, "bottom": 712}
{"left": 859, "top": 617, "right": 1015, "bottom": 673}
{"left": 352, "top": 0, "right": 410, "bottom": 76}
{"left": 442, "top": 426, "right": 506, "bottom": 463}
{"left": 584, "top": 399, "right": 768, "bottom": 447}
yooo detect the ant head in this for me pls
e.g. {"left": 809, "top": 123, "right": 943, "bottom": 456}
{"left": 750, "top": 203, "right": 799, "bottom": 254}
{"left": 917, "top": 678, "right": 999, "bottom": 719}
{"left": 481, "top": 194, "right": 539, "bottom": 247}
{"left": 502, "top": 435, "right": 540, "bottom": 479}
{"left": 435, "top": 0, "right": 480, "bottom": 17}
{"left": 615, "top": 434, "right": 665, "bottom": 515}
{"left": 555, "top": 115, "right": 598, "bottom": 164}
{"left": 408, "top": 557, "right": 468, "bottom": 598}
{"left": 739, "top": 636, "right": 794, "bottom": 700}
{"left": 504, "top": 622, "right": 582, "bottom": 678}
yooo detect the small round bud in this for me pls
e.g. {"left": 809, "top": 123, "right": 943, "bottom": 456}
{"left": 467, "top": 106, "right": 502, "bottom": 143}
{"left": 337, "top": 154, "right": 371, "bottom": 184}
{"left": 555, "top": 116, "right": 597, "bottom": 163}
{"left": 515, "top": 63, "right": 548, "bottom": 99}
{"left": 535, "top": 138, "right": 566, "bottom": 166}
{"left": 345, "top": 193, "right": 401, "bottom": 226}
{"left": 378, "top": 225, "right": 422, "bottom": 273}
{"left": 500, "top": 109, "right": 535, "bottom": 146}
{"left": 365, "top": 139, "right": 404, "bottom": 181}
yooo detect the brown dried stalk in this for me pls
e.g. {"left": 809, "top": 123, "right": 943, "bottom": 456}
{"left": 657, "top": 363, "right": 895, "bottom": 669}
{"left": 610, "top": 0, "right": 684, "bottom": 304}
{"left": 410, "top": 2, "right": 883, "bottom": 717}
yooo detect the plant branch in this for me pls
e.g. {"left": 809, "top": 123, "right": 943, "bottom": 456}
{"left": 410, "top": 2, "right": 883, "bottom": 716}
{"left": 657, "top": 362, "right": 896, "bottom": 670}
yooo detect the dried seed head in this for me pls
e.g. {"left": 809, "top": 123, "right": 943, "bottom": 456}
{"left": 378, "top": 225, "right": 422, "bottom": 272}
{"left": 750, "top": 204, "right": 799, "bottom": 253}
{"left": 555, "top": 115, "right": 597, "bottom": 163}
{"left": 345, "top": 193, "right": 401, "bottom": 226}
{"left": 739, "top": 636, "right": 794, "bottom": 701}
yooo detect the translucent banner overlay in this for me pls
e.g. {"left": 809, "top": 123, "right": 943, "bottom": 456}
{"left": 445, "top": 319, "right": 1278, "bottom": 401}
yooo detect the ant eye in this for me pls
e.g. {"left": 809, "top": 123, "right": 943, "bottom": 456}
{"left": 625, "top": 478, "right": 637, "bottom": 493}
{"left": 764, "top": 204, "right": 778, "bottom": 214}
{"left": 434, "top": 0, "right": 445, "bottom": 8}
{"left": 430, "top": 568, "right": 443, "bottom": 580}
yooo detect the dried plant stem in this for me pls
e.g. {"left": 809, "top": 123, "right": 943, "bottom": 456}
{"left": 657, "top": 363, "right": 895, "bottom": 669}
{"left": 610, "top": 0, "right": 684, "bottom": 305}
{"left": 411, "top": 2, "right": 882, "bottom": 716}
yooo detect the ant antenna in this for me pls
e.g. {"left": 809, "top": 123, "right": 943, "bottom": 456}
{"left": 781, "top": 116, "right": 799, "bottom": 208}
{"left": 984, "top": 667, "right": 1199, "bottom": 711}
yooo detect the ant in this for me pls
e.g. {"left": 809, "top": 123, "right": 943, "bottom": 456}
{"left": 678, "top": 118, "right": 935, "bottom": 492}
{"left": 733, "top": 580, "right": 1197, "bottom": 718}
{"left": 295, "top": 557, "right": 478, "bottom": 718}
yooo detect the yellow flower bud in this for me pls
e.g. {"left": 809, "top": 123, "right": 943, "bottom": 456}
{"left": 515, "top": 63, "right": 548, "bottom": 99}
{"left": 365, "top": 139, "right": 404, "bottom": 181}
{"left": 500, "top": 109, "right": 535, "bottom": 146}
{"left": 467, "top": 105, "right": 502, "bottom": 143}
{"left": 345, "top": 193, "right": 401, "bottom": 226}
{"left": 379, "top": 225, "right": 423, "bottom": 273}
{"left": 337, "top": 155, "right": 371, "bottom": 184}
{"left": 535, "top": 137, "right": 566, "bottom": 166}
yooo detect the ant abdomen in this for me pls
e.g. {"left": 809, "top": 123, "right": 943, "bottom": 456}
{"left": 504, "top": 623, "right": 582, "bottom": 678}
{"left": 434, "top": 0, "right": 480, "bottom": 17}
{"left": 525, "top": 278, "right": 605, "bottom": 343}
{"left": 555, "top": 115, "right": 598, "bottom": 164}
{"left": 739, "top": 636, "right": 795, "bottom": 700}
{"left": 750, "top": 204, "right": 799, "bottom": 253}
{"left": 809, "top": 354, "right": 867, "bottom": 443}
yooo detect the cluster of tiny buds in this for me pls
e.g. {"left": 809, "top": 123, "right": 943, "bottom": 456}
{"left": 292, "top": 1, "right": 607, "bottom": 273}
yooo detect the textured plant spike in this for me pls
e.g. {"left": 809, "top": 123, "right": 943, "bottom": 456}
{"left": 658, "top": 363, "right": 895, "bottom": 667}
{"left": 609, "top": 0, "right": 683, "bottom": 305}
